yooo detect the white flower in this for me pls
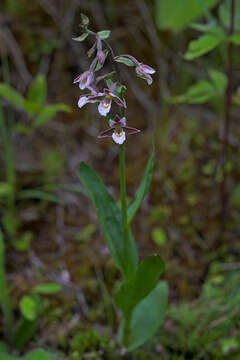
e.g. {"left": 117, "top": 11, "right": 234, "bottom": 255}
{"left": 98, "top": 96, "right": 112, "bottom": 116}
{"left": 112, "top": 130, "right": 126, "bottom": 144}
{"left": 78, "top": 96, "right": 88, "bottom": 108}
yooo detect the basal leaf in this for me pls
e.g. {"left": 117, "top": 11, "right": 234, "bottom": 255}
{"left": 127, "top": 147, "right": 154, "bottom": 225}
{"left": 79, "top": 162, "right": 138, "bottom": 279}
{"left": 125, "top": 281, "right": 168, "bottom": 351}
{"left": 115, "top": 255, "right": 165, "bottom": 317}
{"left": 27, "top": 75, "right": 47, "bottom": 106}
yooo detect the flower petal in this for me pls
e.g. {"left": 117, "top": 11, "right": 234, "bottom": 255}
{"left": 140, "top": 64, "right": 156, "bottom": 74}
{"left": 123, "top": 126, "right": 141, "bottom": 135}
{"left": 73, "top": 74, "right": 82, "bottom": 83}
{"left": 112, "top": 130, "right": 126, "bottom": 144}
{"left": 98, "top": 128, "right": 113, "bottom": 138}
{"left": 98, "top": 99, "right": 112, "bottom": 116}
{"left": 78, "top": 96, "right": 89, "bottom": 108}
{"left": 110, "top": 92, "right": 126, "bottom": 108}
{"left": 114, "top": 114, "right": 121, "bottom": 123}
{"left": 119, "top": 117, "right": 127, "bottom": 127}
{"left": 109, "top": 119, "right": 116, "bottom": 127}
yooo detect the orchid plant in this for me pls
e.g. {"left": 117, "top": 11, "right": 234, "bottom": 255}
{"left": 74, "top": 14, "right": 168, "bottom": 351}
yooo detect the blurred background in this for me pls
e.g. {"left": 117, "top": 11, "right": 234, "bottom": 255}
{"left": 1, "top": 0, "right": 240, "bottom": 359}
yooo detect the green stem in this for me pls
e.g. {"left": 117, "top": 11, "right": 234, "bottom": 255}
{"left": 119, "top": 144, "right": 131, "bottom": 347}
{"left": 0, "top": 231, "right": 13, "bottom": 341}
{"left": 120, "top": 144, "right": 128, "bottom": 257}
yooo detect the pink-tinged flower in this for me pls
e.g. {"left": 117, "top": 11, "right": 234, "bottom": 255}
{"left": 96, "top": 36, "right": 105, "bottom": 65}
{"left": 73, "top": 70, "right": 94, "bottom": 90}
{"left": 135, "top": 64, "right": 155, "bottom": 85}
{"left": 78, "top": 94, "right": 99, "bottom": 108}
{"left": 114, "top": 54, "right": 156, "bottom": 85}
{"left": 98, "top": 115, "right": 140, "bottom": 144}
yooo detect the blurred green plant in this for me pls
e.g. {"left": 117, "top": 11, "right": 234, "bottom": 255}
{"left": 0, "top": 71, "right": 70, "bottom": 247}
{"left": 158, "top": 266, "right": 240, "bottom": 359}
{"left": 0, "top": 230, "right": 61, "bottom": 356}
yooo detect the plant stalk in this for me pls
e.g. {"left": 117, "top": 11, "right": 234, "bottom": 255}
{"left": 119, "top": 144, "right": 132, "bottom": 346}
{"left": 120, "top": 144, "right": 129, "bottom": 256}
{"left": 220, "top": 0, "right": 235, "bottom": 234}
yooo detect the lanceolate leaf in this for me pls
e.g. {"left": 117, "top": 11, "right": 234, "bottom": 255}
{"left": 115, "top": 255, "right": 165, "bottom": 317}
{"left": 0, "top": 83, "right": 25, "bottom": 109}
{"left": 79, "top": 162, "right": 138, "bottom": 279}
{"left": 184, "top": 33, "right": 223, "bottom": 60}
{"left": 171, "top": 80, "right": 216, "bottom": 104}
{"left": 33, "top": 104, "right": 71, "bottom": 128}
{"left": 127, "top": 146, "right": 154, "bottom": 225}
{"left": 155, "top": 0, "right": 220, "bottom": 32}
{"left": 0, "top": 349, "right": 53, "bottom": 360}
{"left": 27, "top": 75, "right": 47, "bottom": 106}
{"left": 122, "top": 281, "right": 168, "bottom": 351}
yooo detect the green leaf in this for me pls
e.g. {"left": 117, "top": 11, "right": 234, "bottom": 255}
{"left": 190, "top": 21, "right": 217, "bottom": 32}
{"left": 20, "top": 296, "right": 40, "bottom": 321}
{"left": 24, "top": 350, "right": 53, "bottom": 360}
{"left": 127, "top": 147, "right": 154, "bottom": 225}
{"left": 0, "top": 83, "right": 25, "bottom": 108}
{"left": 228, "top": 33, "right": 240, "bottom": 45}
{"left": 184, "top": 33, "right": 223, "bottom": 60}
{"left": 171, "top": 80, "right": 215, "bottom": 104}
{"left": 114, "top": 57, "right": 136, "bottom": 67}
{"left": 219, "top": 0, "right": 240, "bottom": 31}
{"left": 32, "top": 283, "right": 62, "bottom": 295}
{"left": 122, "top": 281, "right": 168, "bottom": 351}
{"left": 33, "top": 104, "right": 71, "bottom": 128}
{"left": 27, "top": 75, "right": 47, "bottom": 106}
{"left": 155, "top": 0, "right": 220, "bottom": 32}
{"left": 152, "top": 228, "right": 167, "bottom": 246}
{"left": 13, "top": 318, "right": 38, "bottom": 350}
{"left": 0, "top": 182, "right": 13, "bottom": 197}
{"left": 72, "top": 32, "right": 88, "bottom": 42}
{"left": 115, "top": 255, "right": 165, "bottom": 317}
{"left": 17, "top": 189, "right": 62, "bottom": 204}
{"left": 79, "top": 162, "right": 138, "bottom": 279}
{"left": 97, "top": 30, "right": 111, "bottom": 39}
{"left": 80, "top": 13, "right": 89, "bottom": 26}
{"left": 208, "top": 69, "right": 227, "bottom": 94}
